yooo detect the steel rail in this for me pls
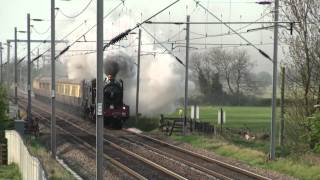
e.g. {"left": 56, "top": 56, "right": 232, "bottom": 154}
{"left": 124, "top": 129, "right": 272, "bottom": 180}
{"left": 18, "top": 97, "right": 185, "bottom": 180}
{"left": 119, "top": 136, "right": 231, "bottom": 180}
{"left": 17, "top": 98, "right": 147, "bottom": 180}
{"left": 18, "top": 94, "right": 269, "bottom": 179}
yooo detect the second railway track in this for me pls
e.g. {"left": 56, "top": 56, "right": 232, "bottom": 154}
{"left": 18, "top": 96, "right": 271, "bottom": 180}
{"left": 18, "top": 98, "right": 184, "bottom": 180}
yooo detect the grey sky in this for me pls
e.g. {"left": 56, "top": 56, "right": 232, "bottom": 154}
{"left": 0, "top": 0, "right": 283, "bottom": 72}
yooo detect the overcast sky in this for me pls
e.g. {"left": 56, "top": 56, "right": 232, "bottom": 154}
{"left": 0, "top": 0, "right": 285, "bottom": 73}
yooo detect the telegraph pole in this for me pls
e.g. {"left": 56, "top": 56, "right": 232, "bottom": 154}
{"left": 37, "top": 49, "right": 39, "bottom": 70}
{"left": 0, "top": 42, "right": 2, "bottom": 84}
{"left": 7, "top": 41, "right": 10, "bottom": 87}
{"left": 184, "top": 15, "right": 190, "bottom": 135}
{"left": 270, "top": 0, "right": 280, "bottom": 160}
{"left": 27, "top": 13, "right": 32, "bottom": 129}
{"left": 51, "top": 0, "right": 56, "bottom": 159}
{"left": 42, "top": 56, "right": 45, "bottom": 69}
{"left": 14, "top": 27, "right": 18, "bottom": 105}
{"left": 280, "top": 67, "right": 285, "bottom": 147}
{"left": 96, "top": 0, "right": 104, "bottom": 179}
{"left": 136, "top": 29, "right": 141, "bottom": 123}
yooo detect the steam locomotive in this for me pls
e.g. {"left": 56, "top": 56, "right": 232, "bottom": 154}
{"left": 32, "top": 75, "right": 129, "bottom": 129}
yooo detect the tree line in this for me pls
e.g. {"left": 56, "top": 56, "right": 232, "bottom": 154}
{"left": 190, "top": 48, "right": 272, "bottom": 106}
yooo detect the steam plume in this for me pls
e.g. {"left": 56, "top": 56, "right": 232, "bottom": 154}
{"left": 64, "top": 15, "right": 190, "bottom": 115}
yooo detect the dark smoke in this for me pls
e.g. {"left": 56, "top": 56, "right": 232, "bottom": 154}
{"left": 104, "top": 53, "right": 136, "bottom": 78}
{"left": 104, "top": 60, "right": 119, "bottom": 77}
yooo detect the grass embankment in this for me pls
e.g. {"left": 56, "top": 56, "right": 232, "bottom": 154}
{"left": 172, "top": 135, "right": 320, "bottom": 180}
{"left": 172, "top": 133, "right": 320, "bottom": 180}
{"left": 26, "top": 136, "right": 75, "bottom": 179}
{"left": 0, "top": 163, "right": 21, "bottom": 180}
{"left": 130, "top": 105, "right": 320, "bottom": 179}
{"left": 167, "top": 106, "right": 320, "bottom": 179}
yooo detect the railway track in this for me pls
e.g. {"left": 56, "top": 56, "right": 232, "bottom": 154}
{"left": 103, "top": 129, "right": 270, "bottom": 180}
{"left": 18, "top": 96, "right": 271, "bottom": 179}
{"left": 120, "top": 130, "right": 271, "bottom": 180}
{"left": 18, "top": 98, "right": 183, "bottom": 180}
{"left": 30, "top": 110, "right": 143, "bottom": 180}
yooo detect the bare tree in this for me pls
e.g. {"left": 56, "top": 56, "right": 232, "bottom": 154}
{"left": 281, "top": 0, "right": 320, "bottom": 115}
{"left": 208, "top": 48, "right": 254, "bottom": 96}
{"left": 207, "top": 48, "right": 234, "bottom": 94}
{"left": 190, "top": 51, "right": 223, "bottom": 103}
{"left": 279, "top": 0, "right": 320, "bottom": 151}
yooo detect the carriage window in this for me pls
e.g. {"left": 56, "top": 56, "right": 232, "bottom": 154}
{"left": 65, "top": 85, "right": 70, "bottom": 95}
{"left": 63, "top": 85, "right": 65, "bottom": 95}
{"left": 57, "top": 84, "right": 60, "bottom": 94}
{"left": 71, "top": 85, "right": 76, "bottom": 96}
{"left": 73, "top": 85, "right": 79, "bottom": 97}
{"left": 60, "top": 84, "right": 64, "bottom": 95}
{"left": 56, "top": 84, "right": 60, "bottom": 94}
{"left": 76, "top": 86, "right": 80, "bottom": 97}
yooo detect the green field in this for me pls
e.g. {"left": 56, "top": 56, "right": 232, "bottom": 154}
{"left": 170, "top": 106, "right": 273, "bottom": 132}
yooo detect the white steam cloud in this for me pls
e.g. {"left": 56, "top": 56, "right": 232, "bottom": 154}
{"left": 65, "top": 15, "right": 188, "bottom": 115}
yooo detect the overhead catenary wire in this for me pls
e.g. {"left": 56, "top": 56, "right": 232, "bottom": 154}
{"left": 144, "top": 10, "right": 274, "bottom": 44}
{"left": 193, "top": 0, "right": 273, "bottom": 61}
{"left": 233, "top": 10, "right": 272, "bottom": 32}
{"left": 205, "top": 0, "right": 209, "bottom": 48}
{"left": 58, "top": 0, "right": 94, "bottom": 19}
{"left": 103, "top": 0, "right": 181, "bottom": 50}
{"left": 55, "top": 1, "right": 124, "bottom": 59}
{"left": 59, "top": 41, "right": 286, "bottom": 51}
{"left": 31, "top": 10, "right": 59, "bottom": 36}
{"left": 168, "top": 29, "right": 262, "bottom": 43}
{"left": 31, "top": 19, "right": 87, "bottom": 63}
{"left": 141, "top": 25, "right": 185, "bottom": 66}
{"left": 17, "top": 10, "right": 60, "bottom": 64}
{"left": 31, "top": 1, "right": 123, "bottom": 64}
{"left": 29, "top": 1, "right": 123, "bottom": 63}
{"left": 32, "top": 26, "right": 51, "bottom": 35}
{"left": 26, "top": 41, "right": 284, "bottom": 59}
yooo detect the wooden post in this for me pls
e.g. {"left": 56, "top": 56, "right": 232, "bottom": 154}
{"left": 220, "top": 108, "right": 223, "bottom": 134}
{"left": 280, "top": 67, "right": 285, "bottom": 147}
{"left": 317, "top": 84, "right": 320, "bottom": 105}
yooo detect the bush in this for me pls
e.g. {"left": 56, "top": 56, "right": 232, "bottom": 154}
{"left": 285, "top": 103, "right": 311, "bottom": 154}
{"left": 311, "top": 112, "right": 320, "bottom": 153}
{"left": 0, "top": 85, "right": 10, "bottom": 139}
{"left": 124, "top": 116, "right": 159, "bottom": 132}
{"left": 0, "top": 163, "right": 21, "bottom": 180}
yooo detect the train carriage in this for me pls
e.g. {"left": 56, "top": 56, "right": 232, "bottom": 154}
{"left": 32, "top": 76, "right": 129, "bottom": 128}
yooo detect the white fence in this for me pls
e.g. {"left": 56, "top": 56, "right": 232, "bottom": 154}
{"left": 5, "top": 130, "right": 47, "bottom": 180}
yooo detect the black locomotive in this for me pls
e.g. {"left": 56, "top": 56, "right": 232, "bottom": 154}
{"left": 33, "top": 75, "right": 129, "bottom": 129}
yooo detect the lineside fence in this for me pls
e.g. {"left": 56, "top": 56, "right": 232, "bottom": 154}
{"left": 5, "top": 130, "right": 47, "bottom": 180}
{"left": 159, "top": 115, "right": 216, "bottom": 136}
